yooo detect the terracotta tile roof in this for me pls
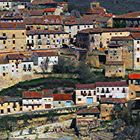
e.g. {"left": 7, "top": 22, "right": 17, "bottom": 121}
{"left": 6, "top": 53, "right": 26, "bottom": 60}
{"left": 53, "top": 93, "right": 72, "bottom": 101}
{"left": 111, "top": 35, "right": 133, "bottom": 41}
{"left": 0, "top": 96, "right": 21, "bottom": 104}
{"left": 106, "top": 61, "right": 124, "bottom": 65}
{"left": 28, "top": 9, "right": 44, "bottom": 16}
{"left": 114, "top": 11, "right": 140, "bottom": 19}
{"left": 26, "top": 29, "right": 67, "bottom": 35}
{"left": 0, "top": 22, "right": 25, "bottom": 29}
{"left": 32, "top": 51, "right": 58, "bottom": 57}
{"left": 101, "top": 97, "right": 126, "bottom": 104}
{"left": 76, "top": 83, "right": 96, "bottom": 89}
{"left": 0, "top": 12, "right": 23, "bottom": 20}
{"left": 32, "top": 0, "right": 57, "bottom": 5}
{"left": 96, "top": 81, "right": 127, "bottom": 87}
{"left": 44, "top": 8, "right": 56, "bottom": 12}
{"left": 131, "top": 32, "right": 140, "bottom": 40}
{"left": 79, "top": 27, "right": 140, "bottom": 34}
{"left": 43, "top": 93, "right": 53, "bottom": 97}
{"left": 128, "top": 73, "right": 140, "bottom": 79}
{"left": 22, "top": 91, "right": 42, "bottom": 99}
{"left": 25, "top": 15, "right": 62, "bottom": 25}
{"left": 77, "top": 107, "right": 100, "bottom": 115}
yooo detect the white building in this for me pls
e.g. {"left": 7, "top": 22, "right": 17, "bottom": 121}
{"left": 63, "top": 16, "right": 95, "bottom": 39}
{"left": 31, "top": 51, "right": 58, "bottom": 73}
{"left": 75, "top": 84, "right": 97, "bottom": 105}
{"left": 64, "top": 24, "right": 94, "bottom": 39}
{"left": 96, "top": 81, "right": 129, "bottom": 99}
{"left": 22, "top": 91, "right": 43, "bottom": 112}
{"left": 132, "top": 32, "right": 140, "bottom": 70}
{"left": 42, "top": 94, "right": 53, "bottom": 109}
{"left": 26, "top": 30, "right": 69, "bottom": 50}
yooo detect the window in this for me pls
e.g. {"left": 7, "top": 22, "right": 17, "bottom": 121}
{"left": 97, "top": 88, "right": 99, "bottom": 92}
{"left": 13, "top": 40, "right": 15, "bottom": 44}
{"left": 101, "top": 88, "right": 105, "bottom": 93}
{"left": 1, "top": 110, "right": 4, "bottom": 114}
{"left": 77, "top": 26, "right": 80, "bottom": 29}
{"left": 38, "top": 35, "right": 41, "bottom": 39}
{"left": 28, "top": 64, "right": 31, "bottom": 71}
{"left": 137, "top": 41, "right": 140, "bottom": 44}
{"left": 78, "top": 98, "right": 81, "bottom": 101}
{"left": 58, "top": 101, "right": 61, "bottom": 104}
{"left": 122, "top": 88, "right": 126, "bottom": 93}
{"left": 88, "top": 91, "right": 91, "bottom": 96}
{"left": 22, "top": 32, "right": 24, "bottom": 35}
{"left": 119, "top": 70, "right": 122, "bottom": 72}
{"left": 23, "top": 64, "right": 26, "bottom": 71}
{"left": 94, "top": 91, "right": 96, "bottom": 95}
{"left": 3, "top": 40, "right": 5, "bottom": 44}
{"left": 12, "top": 34, "right": 15, "bottom": 38}
{"left": 137, "top": 58, "right": 140, "bottom": 62}
{"left": 3, "top": 33, "right": 6, "bottom": 36}
{"left": 106, "top": 88, "right": 110, "bottom": 93}
{"left": 137, "top": 48, "right": 140, "bottom": 51}
{"left": 7, "top": 108, "right": 10, "bottom": 113}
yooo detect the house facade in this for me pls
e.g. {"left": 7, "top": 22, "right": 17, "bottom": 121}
{"left": 100, "top": 98, "right": 126, "bottom": 120}
{"left": 31, "top": 51, "right": 58, "bottom": 73}
{"left": 105, "top": 44, "right": 125, "bottom": 78}
{"left": 96, "top": 81, "right": 129, "bottom": 99}
{"left": 53, "top": 94, "right": 74, "bottom": 108}
{"left": 76, "top": 28, "right": 140, "bottom": 51}
{"left": 26, "top": 30, "right": 69, "bottom": 50}
{"left": 0, "top": 96, "right": 22, "bottom": 115}
{"left": 75, "top": 84, "right": 97, "bottom": 105}
{"left": 128, "top": 73, "right": 140, "bottom": 100}
{"left": 0, "top": 22, "right": 26, "bottom": 52}
{"left": 22, "top": 91, "right": 43, "bottom": 112}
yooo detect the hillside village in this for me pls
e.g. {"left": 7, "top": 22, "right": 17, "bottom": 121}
{"left": 0, "top": 0, "right": 139, "bottom": 139}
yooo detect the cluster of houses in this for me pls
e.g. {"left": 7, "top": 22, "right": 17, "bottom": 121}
{"left": 76, "top": 27, "right": 140, "bottom": 77}
{"left": 0, "top": 0, "right": 140, "bottom": 121}
{"left": 0, "top": 0, "right": 115, "bottom": 89}
{"left": 0, "top": 75, "right": 140, "bottom": 120}
{"left": 0, "top": 0, "right": 139, "bottom": 87}
{"left": 0, "top": 51, "right": 58, "bottom": 87}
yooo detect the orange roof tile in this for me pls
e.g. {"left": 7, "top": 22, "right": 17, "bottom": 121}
{"left": 44, "top": 8, "right": 56, "bottom": 12}
{"left": 22, "top": 91, "right": 43, "bottom": 99}
{"left": 53, "top": 94, "right": 72, "bottom": 101}
{"left": 128, "top": 73, "right": 140, "bottom": 79}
